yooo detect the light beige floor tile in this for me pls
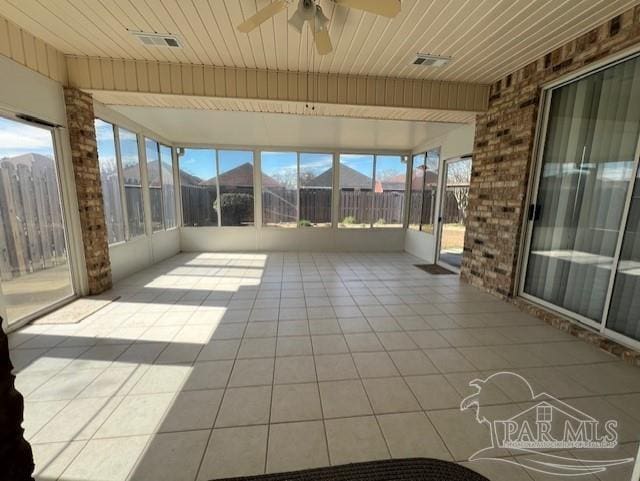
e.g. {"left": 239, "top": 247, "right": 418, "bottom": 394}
{"left": 406, "top": 374, "right": 463, "bottom": 410}
{"left": 31, "top": 396, "right": 122, "bottom": 443}
{"left": 266, "top": 421, "right": 329, "bottom": 473}
{"left": 311, "top": 334, "right": 349, "bottom": 354}
{"left": 425, "top": 348, "right": 476, "bottom": 373}
{"left": 182, "top": 360, "right": 233, "bottom": 391}
{"left": 62, "top": 435, "right": 150, "bottom": 481}
{"left": 129, "top": 430, "right": 210, "bottom": 481}
{"left": 237, "top": 338, "right": 276, "bottom": 359}
{"left": 274, "top": 356, "right": 316, "bottom": 384}
{"left": 352, "top": 352, "right": 399, "bottom": 378}
{"left": 319, "top": 379, "right": 372, "bottom": 418}
{"left": 271, "top": 383, "right": 322, "bottom": 422}
{"left": 28, "top": 368, "right": 103, "bottom": 401}
{"left": 130, "top": 364, "right": 192, "bottom": 394}
{"left": 23, "top": 400, "right": 68, "bottom": 440}
{"left": 314, "top": 354, "right": 358, "bottom": 381}
{"left": 377, "top": 332, "right": 418, "bottom": 351}
{"left": 32, "top": 440, "right": 87, "bottom": 481}
{"left": 276, "top": 336, "right": 312, "bottom": 356}
{"left": 94, "top": 393, "right": 174, "bottom": 438}
{"left": 308, "top": 319, "right": 342, "bottom": 335}
{"left": 158, "top": 389, "right": 223, "bottom": 432}
{"left": 197, "top": 339, "right": 240, "bottom": 361}
{"left": 344, "top": 333, "right": 384, "bottom": 352}
{"left": 198, "top": 425, "right": 268, "bottom": 480}
{"left": 278, "top": 320, "right": 310, "bottom": 336}
{"left": 388, "top": 350, "right": 438, "bottom": 375}
{"left": 428, "top": 406, "right": 517, "bottom": 461}
{"left": 216, "top": 385, "right": 272, "bottom": 427}
{"left": 362, "top": 377, "right": 420, "bottom": 414}
{"left": 378, "top": 412, "right": 452, "bottom": 460}
{"left": 325, "top": 416, "right": 390, "bottom": 465}
{"left": 229, "top": 358, "right": 274, "bottom": 387}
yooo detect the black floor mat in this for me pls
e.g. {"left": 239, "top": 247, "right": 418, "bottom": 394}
{"left": 415, "top": 264, "right": 457, "bottom": 275}
{"left": 212, "top": 458, "right": 489, "bottom": 481}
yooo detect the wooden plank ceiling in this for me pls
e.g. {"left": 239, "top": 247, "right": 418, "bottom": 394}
{"left": 0, "top": 0, "right": 635, "bottom": 83}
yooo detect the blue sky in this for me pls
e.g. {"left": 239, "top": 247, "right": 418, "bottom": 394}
{"left": 180, "top": 149, "right": 254, "bottom": 180}
{"left": 0, "top": 117, "right": 54, "bottom": 158}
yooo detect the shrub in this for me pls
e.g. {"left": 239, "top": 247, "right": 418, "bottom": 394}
{"left": 374, "top": 218, "right": 386, "bottom": 225}
{"left": 342, "top": 215, "right": 356, "bottom": 225}
{"left": 298, "top": 219, "right": 312, "bottom": 227}
{"left": 215, "top": 193, "right": 253, "bottom": 226}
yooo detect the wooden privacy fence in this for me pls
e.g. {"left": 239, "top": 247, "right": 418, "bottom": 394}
{"left": 340, "top": 190, "right": 404, "bottom": 225}
{"left": 0, "top": 158, "right": 67, "bottom": 281}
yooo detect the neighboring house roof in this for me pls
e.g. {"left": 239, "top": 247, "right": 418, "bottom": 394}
{"left": 310, "top": 165, "right": 373, "bottom": 189}
{"left": 205, "top": 162, "right": 280, "bottom": 188}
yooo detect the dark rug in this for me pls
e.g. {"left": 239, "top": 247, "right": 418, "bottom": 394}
{"left": 415, "top": 264, "right": 457, "bottom": 275}
{"left": 212, "top": 458, "right": 489, "bottom": 481}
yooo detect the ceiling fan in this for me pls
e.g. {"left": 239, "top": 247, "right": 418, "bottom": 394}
{"left": 237, "top": 0, "right": 401, "bottom": 55}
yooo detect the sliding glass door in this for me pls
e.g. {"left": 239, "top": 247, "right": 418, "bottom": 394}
{"left": 0, "top": 116, "right": 74, "bottom": 325}
{"left": 522, "top": 54, "right": 640, "bottom": 343}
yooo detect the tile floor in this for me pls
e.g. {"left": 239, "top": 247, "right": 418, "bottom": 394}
{"left": 8, "top": 252, "right": 640, "bottom": 481}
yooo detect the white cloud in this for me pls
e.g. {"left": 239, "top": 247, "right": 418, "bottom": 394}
{"left": 0, "top": 119, "right": 53, "bottom": 158}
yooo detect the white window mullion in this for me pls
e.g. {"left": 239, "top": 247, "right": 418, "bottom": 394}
{"left": 113, "top": 125, "right": 130, "bottom": 240}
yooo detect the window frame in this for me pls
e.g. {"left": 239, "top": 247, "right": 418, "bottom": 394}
{"left": 115, "top": 126, "right": 146, "bottom": 240}
{"left": 145, "top": 138, "right": 165, "bottom": 233}
{"left": 144, "top": 138, "right": 178, "bottom": 233}
{"left": 159, "top": 143, "right": 178, "bottom": 230}
{"left": 408, "top": 147, "right": 441, "bottom": 235}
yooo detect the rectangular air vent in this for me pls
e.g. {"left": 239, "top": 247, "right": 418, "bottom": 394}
{"left": 130, "top": 31, "right": 182, "bottom": 48}
{"left": 411, "top": 53, "right": 451, "bottom": 67}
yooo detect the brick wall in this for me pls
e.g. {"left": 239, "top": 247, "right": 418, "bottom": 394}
{"left": 64, "top": 87, "right": 112, "bottom": 294}
{"left": 461, "top": 5, "right": 640, "bottom": 298}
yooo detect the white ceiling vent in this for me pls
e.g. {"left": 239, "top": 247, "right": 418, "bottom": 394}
{"left": 130, "top": 31, "right": 182, "bottom": 48}
{"left": 411, "top": 53, "right": 451, "bottom": 67}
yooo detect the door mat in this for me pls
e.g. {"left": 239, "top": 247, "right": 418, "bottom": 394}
{"left": 32, "top": 295, "right": 120, "bottom": 325}
{"left": 415, "top": 264, "right": 457, "bottom": 275}
{"left": 212, "top": 458, "right": 489, "bottom": 481}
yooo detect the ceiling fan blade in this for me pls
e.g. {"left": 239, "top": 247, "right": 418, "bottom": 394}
{"left": 313, "top": 27, "right": 333, "bottom": 55}
{"left": 237, "top": 0, "right": 288, "bottom": 33}
{"left": 333, "top": 0, "right": 401, "bottom": 18}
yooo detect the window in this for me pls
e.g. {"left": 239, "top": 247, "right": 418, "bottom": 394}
{"left": 408, "top": 153, "right": 425, "bottom": 231}
{"left": 119, "top": 128, "right": 145, "bottom": 238}
{"left": 179, "top": 148, "right": 217, "bottom": 227}
{"left": 261, "top": 151, "right": 298, "bottom": 227}
{"left": 160, "top": 145, "right": 176, "bottom": 229}
{"left": 421, "top": 149, "right": 440, "bottom": 233}
{"left": 299, "top": 153, "right": 333, "bottom": 227}
{"left": 95, "top": 119, "right": 125, "bottom": 244}
{"left": 218, "top": 150, "right": 255, "bottom": 226}
{"left": 373, "top": 155, "right": 408, "bottom": 228}
{"left": 146, "top": 139, "right": 163, "bottom": 232}
{"left": 339, "top": 154, "right": 374, "bottom": 228}
{"left": 408, "top": 148, "right": 440, "bottom": 233}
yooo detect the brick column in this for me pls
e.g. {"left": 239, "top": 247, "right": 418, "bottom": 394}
{"left": 461, "top": 7, "right": 640, "bottom": 298}
{"left": 64, "top": 87, "right": 112, "bottom": 294}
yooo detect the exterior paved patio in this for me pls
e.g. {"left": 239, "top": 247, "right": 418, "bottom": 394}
{"left": 9, "top": 252, "right": 640, "bottom": 481}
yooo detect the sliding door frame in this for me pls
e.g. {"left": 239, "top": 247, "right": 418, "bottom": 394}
{"left": 517, "top": 47, "right": 640, "bottom": 350}
{"left": 0, "top": 110, "right": 78, "bottom": 330}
